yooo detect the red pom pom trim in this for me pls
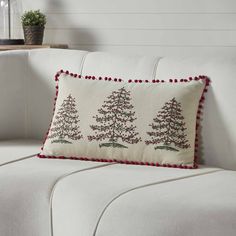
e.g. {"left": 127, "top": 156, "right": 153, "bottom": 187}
{"left": 39, "top": 72, "right": 209, "bottom": 170}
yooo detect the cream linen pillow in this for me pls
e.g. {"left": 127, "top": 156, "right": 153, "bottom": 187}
{"left": 38, "top": 71, "right": 209, "bottom": 169}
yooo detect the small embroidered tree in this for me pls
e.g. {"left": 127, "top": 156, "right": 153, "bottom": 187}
{"left": 48, "top": 94, "right": 83, "bottom": 144}
{"left": 88, "top": 87, "right": 141, "bottom": 148}
{"left": 145, "top": 97, "right": 190, "bottom": 151}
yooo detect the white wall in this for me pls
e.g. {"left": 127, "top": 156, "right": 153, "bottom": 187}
{"left": 22, "top": 0, "right": 236, "bottom": 56}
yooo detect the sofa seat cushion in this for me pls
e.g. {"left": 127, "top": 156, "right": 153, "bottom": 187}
{"left": 0, "top": 141, "right": 235, "bottom": 236}
{"left": 52, "top": 165, "right": 236, "bottom": 236}
{"left": 1, "top": 159, "right": 218, "bottom": 236}
{"left": 0, "top": 156, "right": 109, "bottom": 236}
{"left": 95, "top": 169, "right": 236, "bottom": 236}
{"left": 0, "top": 139, "right": 41, "bottom": 165}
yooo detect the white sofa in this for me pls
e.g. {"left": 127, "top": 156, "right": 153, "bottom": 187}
{"left": 0, "top": 49, "right": 236, "bottom": 236}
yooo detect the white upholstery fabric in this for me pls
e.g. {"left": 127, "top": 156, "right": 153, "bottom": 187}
{"left": 0, "top": 155, "right": 108, "bottom": 236}
{"left": 0, "top": 49, "right": 235, "bottom": 169}
{"left": 52, "top": 165, "right": 222, "bottom": 236}
{"left": 1, "top": 147, "right": 230, "bottom": 236}
{"left": 81, "top": 52, "right": 160, "bottom": 81}
{"left": 0, "top": 51, "right": 28, "bottom": 139}
{"left": 96, "top": 170, "right": 236, "bottom": 236}
{"left": 0, "top": 139, "right": 41, "bottom": 165}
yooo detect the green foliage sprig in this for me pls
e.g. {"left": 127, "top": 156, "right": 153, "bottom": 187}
{"left": 21, "top": 10, "right": 46, "bottom": 27}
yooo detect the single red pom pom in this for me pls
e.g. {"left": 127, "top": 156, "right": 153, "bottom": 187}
{"left": 161, "top": 80, "right": 165, "bottom": 83}
{"left": 99, "top": 77, "right": 102, "bottom": 80}
{"left": 78, "top": 75, "right": 82, "bottom": 78}
{"left": 128, "top": 79, "right": 132, "bottom": 83}
{"left": 70, "top": 73, "right": 73, "bottom": 76}
{"left": 65, "top": 70, "right": 69, "bottom": 75}
{"left": 114, "top": 78, "right": 117, "bottom": 82}
{"left": 118, "top": 78, "right": 122, "bottom": 82}
{"left": 169, "top": 79, "right": 173, "bottom": 82}
{"left": 135, "top": 79, "right": 138, "bottom": 83}
{"left": 180, "top": 79, "right": 184, "bottom": 82}
{"left": 139, "top": 80, "right": 142, "bottom": 83}
{"left": 189, "top": 77, "right": 193, "bottom": 81}
{"left": 145, "top": 80, "right": 149, "bottom": 83}
{"left": 92, "top": 76, "right": 96, "bottom": 80}
{"left": 108, "top": 77, "right": 112, "bottom": 81}
{"left": 156, "top": 80, "right": 160, "bottom": 83}
{"left": 174, "top": 79, "right": 178, "bottom": 83}
{"left": 152, "top": 80, "right": 156, "bottom": 83}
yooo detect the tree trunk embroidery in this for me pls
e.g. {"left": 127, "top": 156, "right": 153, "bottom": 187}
{"left": 145, "top": 97, "right": 190, "bottom": 151}
{"left": 48, "top": 94, "right": 83, "bottom": 144}
{"left": 88, "top": 87, "right": 141, "bottom": 148}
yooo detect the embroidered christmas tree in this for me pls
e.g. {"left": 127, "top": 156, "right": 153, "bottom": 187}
{"left": 88, "top": 87, "right": 141, "bottom": 148}
{"left": 145, "top": 97, "right": 190, "bottom": 151}
{"left": 48, "top": 94, "right": 83, "bottom": 144}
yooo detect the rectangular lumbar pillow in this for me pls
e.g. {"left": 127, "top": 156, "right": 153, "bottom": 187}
{"left": 38, "top": 71, "right": 209, "bottom": 169}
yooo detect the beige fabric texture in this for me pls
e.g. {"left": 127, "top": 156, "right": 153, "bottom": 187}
{"left": 41, "top": 74, "right": 205, "bottom": 167}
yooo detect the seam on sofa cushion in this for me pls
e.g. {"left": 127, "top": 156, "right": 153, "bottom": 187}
{"left": 154, "top": 56, "right": 164, "bottom": 79}
{"left": 0, "top": 154, "right": 37, "bottom": 167}
{"left": 24, "top": 50, "right": 31, "bottom": 138}
{"left": 79, "top": 51, "right": 89, "bottom": 75}
{"left": 152, "top": 57, "right": 161, "bottom": 80}
{"left": 93, "top": 168, "right": 222, "bottom": 236}
{"left": 49, "top": 162, "right": 116, "bottom": 236}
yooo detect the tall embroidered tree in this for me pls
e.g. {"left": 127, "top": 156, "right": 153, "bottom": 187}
{"left": 145, "top": 97, "right": 190, "bottom": 151}
{"left": 48, "top": 94, "right": 83, "bottom": 144}
{"left": 88, "top": 87, "right": 141, "bottom": 148}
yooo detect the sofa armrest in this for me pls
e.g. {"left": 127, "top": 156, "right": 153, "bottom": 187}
{"left": 0, "top": 50, "right": 29, "bottom": 139}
